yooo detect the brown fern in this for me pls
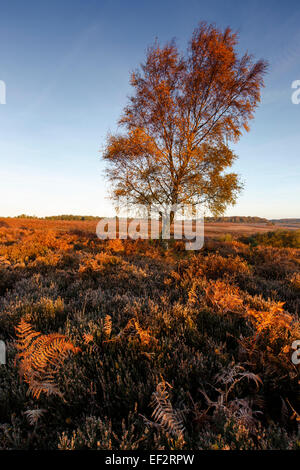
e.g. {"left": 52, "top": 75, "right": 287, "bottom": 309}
{"left": 104, "top": 318, "right": 157, "bottom": 347}
{"left": 15, "top": 319, "right": 80, "bottom": 399}
{"left": 150, "top": 380, "right": 185, "bottom": 440}
{"left": 83, "top": 333, "right": 94, "bottom": 344}
{"left": 204, "top": 279, "right": 244, "bottom": 315}
{"left": 103, "top": 315, "right": 112, "bottom": 339}
{"left": 24, "top": 409, "right": 46, "bottom": 426}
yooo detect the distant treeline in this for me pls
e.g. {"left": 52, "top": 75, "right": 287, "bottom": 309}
{"left": 205, "top": 216, "right": 269, "bottom": 224}
{"left": 11, "top": 215, "right": 270, "bottom": 223}
{"left": 44, "top": 215, "right": 101, "bottom": 221}
{"left": 271, "top": 219, "right": 300, "bottom": 224}
{"left": 16, "top": 214, "right": 37, "bottom": 219}
{"left": 15, "top": 214, "right": 101, "bottom": 221}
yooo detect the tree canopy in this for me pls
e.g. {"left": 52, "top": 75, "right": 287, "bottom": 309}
{"left": 103, "top": 22, "right": 267, "bottom": 218}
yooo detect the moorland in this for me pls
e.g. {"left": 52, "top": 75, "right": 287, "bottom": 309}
{"left": 0, "top": 217, "right": 299, "bottom": 450}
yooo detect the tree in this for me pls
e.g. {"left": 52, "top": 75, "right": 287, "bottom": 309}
{"left": 102, "top": 22, "right": 267, "bottom": 227}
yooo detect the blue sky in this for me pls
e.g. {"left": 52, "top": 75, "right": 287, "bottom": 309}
{"left": 0, "top": 0, "right": 299, "bottom": 218}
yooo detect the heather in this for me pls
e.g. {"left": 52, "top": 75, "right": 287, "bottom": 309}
{"left": 0, "top": 220, "right": 299, "bottom": 450}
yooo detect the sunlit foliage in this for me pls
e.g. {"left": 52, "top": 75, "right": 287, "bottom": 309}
{"left": 103, "top": 23, "right": 267, "bottom": 218}
{"left": 0, "top": 219, "right": 299, "bottom": 450}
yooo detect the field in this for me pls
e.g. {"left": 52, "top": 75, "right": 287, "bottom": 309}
{"left": 2, "top": 217, "right": 299, "bottom": 237}
{"left": 0, "top": 218, "right": 299, "bottom": 450}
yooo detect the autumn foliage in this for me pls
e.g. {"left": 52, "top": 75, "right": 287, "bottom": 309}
{"left": 0, "top": 218, "right": 299, "bottom": 449}
{"left": 103, "top": 23, "right": 267, "bottom": 218}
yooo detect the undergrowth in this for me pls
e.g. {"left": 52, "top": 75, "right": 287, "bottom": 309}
{"left": 0, "top": 221, "right": 299, "bottom": 450}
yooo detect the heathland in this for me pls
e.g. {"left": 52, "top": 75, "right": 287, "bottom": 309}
{"left": 0, "top": 217, "right": 299, "bottom": 450}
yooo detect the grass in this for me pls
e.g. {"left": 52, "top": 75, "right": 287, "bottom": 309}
{"left": 0, "top": 219, "right": 299, "bottom": 450}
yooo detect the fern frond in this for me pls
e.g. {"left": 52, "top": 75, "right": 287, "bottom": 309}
{"left": 15, "top": 320, "right": 80, "bottom": 399}
{"left": 150, "top": 380, "right": 185, "bottom": 440}
{"left": 83, "top": 333, "right": 94, "bottom": 344}
{"left": 103, "top": 315, "right": 112, "bottom": 338}
{"left": 24, "top": 409, "right": 46, "bottom": 425}
{"left": 104, "top": 318, "right": 157, "bottom": 347}
{"left": 15, "top": 319, "right": 41, "bottom": 352}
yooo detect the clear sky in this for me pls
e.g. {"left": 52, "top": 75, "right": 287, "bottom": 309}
{"left": 0, "top": 0, "right": 299, "bottom": 219}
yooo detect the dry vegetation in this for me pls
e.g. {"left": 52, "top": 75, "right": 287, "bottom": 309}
{"left": 0, "top": 218, "right": 299, "bottom": 450}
